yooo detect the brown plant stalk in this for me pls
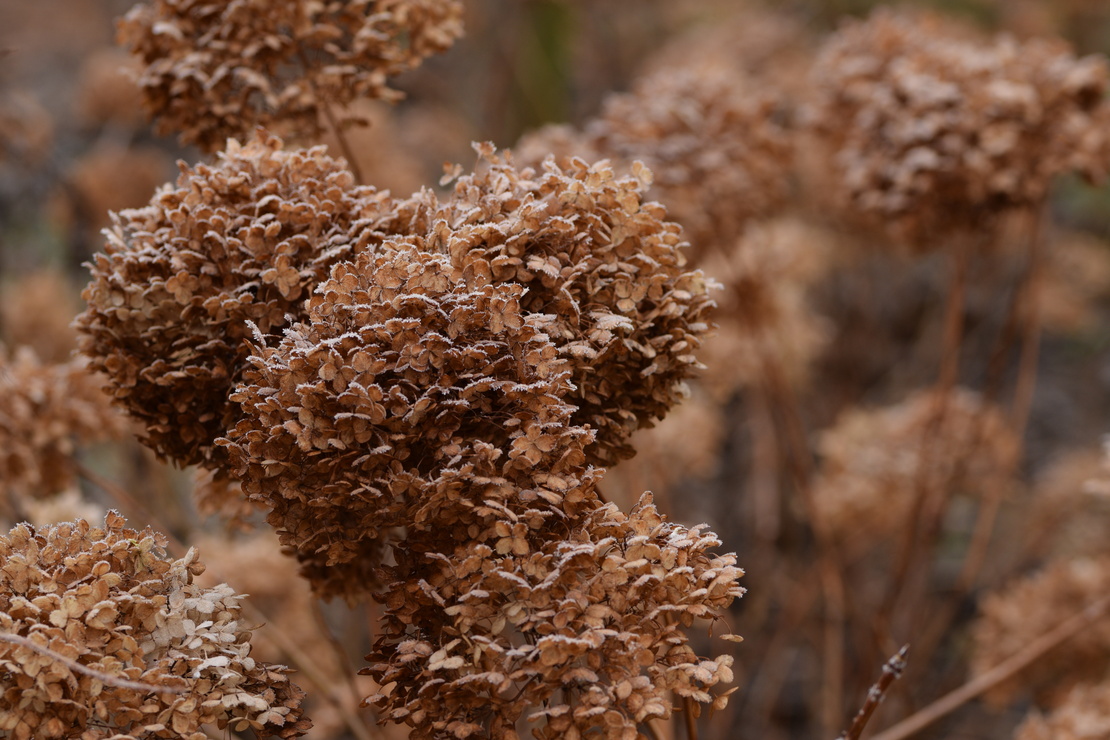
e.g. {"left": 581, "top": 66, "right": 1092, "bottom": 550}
{"left": 871, "top": 592, "right": 1110, "bottom": 740}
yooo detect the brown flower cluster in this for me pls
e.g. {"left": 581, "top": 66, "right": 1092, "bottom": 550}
{"left": 0, "top": 345, "right": 125, "bottom": 505}
{"left": 75, "top": 132, "right": 393, "bottom": 471}
{"left": 434, "top": 149, "right": 714, "bottom": 467}
{"left": 697, "top": 216, "right": 833, "bottom": 395}
{"left": 1015, "top": 681, "right": 1110, "bottom": 740}
{"left": 812, "top": 388, "right": 1019, "bottom": 549}
{"left": 516, "top": 61, "right": 792, "bottom": 261}
{"left": 810, "top": 9, "right": 1110, "bottom": 243}
{"left": 0, "top": 270, "right": 82, "bottom": 364}
{"left": 118, "top": 0, "right": 464, "bottom": 150}
{"left": 972, "top": 556, "right": 1110, "bottom": 707}
{"left": 224, "top": 246, "right": 597, "bottom": 598}
{"left": 366, "top": 494, "right": 744, "bottom": 740}
{"left": 0, "top": 513, "right": 310, "bottom": 740}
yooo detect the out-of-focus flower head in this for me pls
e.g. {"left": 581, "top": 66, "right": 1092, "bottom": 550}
{"left": 810, "top": 9, "right": 1110, "bottom": 246}
{"left": 517, "top": 61, "right": 792, "bottom": 262}
{"left": 118, "top": 0, "right": 464, "bottom": 151}
{"left": 0, "top": 345, "right": 125, "bottom": 506}
{"left": 812, "top": 388, "right": 1019, "bottom": 551}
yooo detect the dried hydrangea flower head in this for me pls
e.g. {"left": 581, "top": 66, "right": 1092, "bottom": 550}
{"left": 75, "top": 132, "right": 395, "bottom": 471}
{"left": 1014, "top": 680, "right": 1110, "bottom": 740}
{"left": 0, "top": 512, "right": 310, "bottom": 740}
{"left": 0, "top": 345, "right": 125, "bottom": 506}
{"left": 224, "top": 246, "right": 598, "bottom": 599}
{"left": 0, "top": 269, "right": 82, "bottom": 364}
{"left": 517, "top": 61, "right": 792, "bottom": 262}
{"left": 438, "top": 149, "right": 715, "bottom": 466}
{"left": 118, "top": 0, "right": 464, "bottom": 151}
{"left": 697, "top": 216, "right": 833, "bottom": 396}
{"left": 810, "top": 9, "right": 1110, "bottom": 245}
{"left": 811, "top": 388, "right": 1019, "bottom": 551}
{"left": 972, "top": 556, "right": 1110, "bottom": 708}
{"left": 367, "top": 493, "right": 744, "bottom": 740}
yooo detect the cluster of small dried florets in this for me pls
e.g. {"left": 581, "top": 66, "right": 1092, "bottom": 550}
{"left": 118, "top": 0, "right": 464, "bottom": 151}
{"left": 810, "top": 9, "right": 1110, "bottom": 244}
{"left": 224, "top": 247, "right": 597, "bottom": 597}
{"left": 0, "top": 345, "right": 125, "bottom": 505}
{"left": 75, "top": 133, "right": 397, "bottom": 471}
{"left": 812, "top": 388, "right": 1019, "bottom": 550}
{"left": 75, "top": 132, "right": 741, "bottom": 735}
{"left": 516, "top": 60, "right": 792, "bottom": 262}
{"left": 972, "top": 556, "right": 1110, "bottom": 708}
{"left": 1014, "top": 681, "right": 1110, "bottom": 740}
{"left": 0, "top": 513, "right": 309, "bottom": 740}
{"left": 366, "top": 494, "right": 743, "bottom": 740}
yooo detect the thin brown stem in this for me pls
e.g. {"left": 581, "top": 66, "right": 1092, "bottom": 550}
{"left": 870, "top": 593, "right": 1110, "bottom": 740}
{"left": 0, "top": 631, "right": 186, "bottom": 694}
{"left": 839, "top": 645, "right": 909, "bottom": 740}
{"left": 879, "top": 237, "right": 973, "bottom": 635}
{"left": 683, "top": 695, "right": 699, "bottom": 740}
{"left": 296, "top": 48, "right": 365, "bottom": 185}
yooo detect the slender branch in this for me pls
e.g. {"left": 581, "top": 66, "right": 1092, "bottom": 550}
{"left": 870, "top": 593, "right": 1110, "bottom": 740}
{"left": 0, "top": 631, "right": 186, "bottom": 694}
{"left": 295, "top": 48, "right": 365, "bottom": 185}
{"left": 683, "top": 695, "right": 699, "bottom": 740}
{"left": 838, "top": 645, "right": 909, "bottom": 740}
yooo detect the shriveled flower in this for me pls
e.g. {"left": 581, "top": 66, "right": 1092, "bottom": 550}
{"left": 972, "top": 556, "right": 1110, "bottom": 708}
{"left": 810, "top": 9, "right": 1110, "bottom": 245}
{"left": 0, "top": 270, "right": 83, "bottom": 364}
{"left": 812, "top": 388, "right": 1019, "bottom": 550}
{"left": 437, "top": 148, "right": 715, "bottom": 466}
{"left": 76, "top": 132, "right": 395, "bottom": 471}
{"left": 1014, "top": 681, "right": 1110, "bottom": 740}
{"left": 118, "top": 0, "right": 464, "bottom": 151}
{"left": 0, "top": 513, "right": 310, "bottom": 740}
{"left": 697, "top": 216, "right": 833, "bottom": 396}
{"left": 517, "top": 61, "right": 792, "bottom": 262}
{"left": 0, "top": 345, "right": 126, "bottom": 505}
{"left": 365, "top": 493, "right": 744, "bottom": 740}
{"left": 223, "top": 247, "right": 597, "bottom": 599}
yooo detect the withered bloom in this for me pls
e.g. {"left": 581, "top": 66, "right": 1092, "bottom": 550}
{"left": 75, "top": 132, "right": 395, "bottom": 471}
{"left": 118, "top": 0, "right": 464, "bottom": 150}
{"left": 812, "top": 389, "right": 1019, "bottom": 551}
{"left": 438, "top": 148, "right": 715, "bottom": 467}
{"left": 0, "top": 513, "right": 310, "bottom": 740}
{"left": 810, "top": 9, "right": 1110, "bottom": 244}
{"left": 224, "top": 247, "right": 597, "bottom": 599}
{"left": 0, "top": 345, "right": 125, "bottom": 504}
{"left": 366, "top": 494, "right": 744, "bottom": 740}
{"left": 517, "top": 62, "right": 792, "bottom": 261}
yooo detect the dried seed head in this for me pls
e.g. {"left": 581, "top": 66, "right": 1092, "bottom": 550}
{"left": 224, "top": 246, "right": 597, "bottom": 599}
{"left": 812, "top": 388, "right": 1019, "bottom": 552}
{"left": 0, "top": 513, "right": 310, "bottom": 739}
{"left": 75, "top": 132, "right": 395, "bottom": 471}
{"left": 517, "top": 61, "right": 792, "bottom": 261}
{"left": 810, "top": 9, "right": 1110, "bottom": 245}
{"left": 0, "top": 345, "right": 126, "bottom": 504}
{"left": 1014, "top": 680, "right": 1110, "bottom": 740}
{"left": 439, "top": 150, "right": 715, "bottom": 466}
{"left": 972, "top": 556, "right": 1110, "bottom": 707}
{"left": 118, "top": 0, "right": 464, "bottom": 150}
{"left": 365, "top": 493, "right": 744, "bottom": 740}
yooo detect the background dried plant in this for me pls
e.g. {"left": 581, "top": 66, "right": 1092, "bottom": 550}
{"left": 7, "top": 1, "right": 1110, "bottom": 740}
